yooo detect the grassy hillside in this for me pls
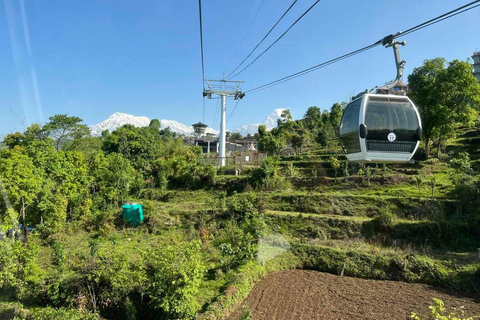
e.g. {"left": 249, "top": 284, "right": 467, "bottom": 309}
{"left": 1, "top": 122, "right": 480, "bottom": 320}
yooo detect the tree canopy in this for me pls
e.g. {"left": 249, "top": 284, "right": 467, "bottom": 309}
{"left": 408, "top": 58, "right": 480, "bottom": 157}
{"left": 43, "top": 114, "right": 90, "bottom": 151}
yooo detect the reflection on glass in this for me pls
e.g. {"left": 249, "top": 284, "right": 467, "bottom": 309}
{"left": 365, "top": 101, "right": 418, "bottom": 141}
{"left": 340, "top": 99, "right": 361, "bottom": 153}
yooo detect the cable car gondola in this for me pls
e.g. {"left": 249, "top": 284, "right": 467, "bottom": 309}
{"left": 339, "top": 38, "right": 422, "bottom": 163}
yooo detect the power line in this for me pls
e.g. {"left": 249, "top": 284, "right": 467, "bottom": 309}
{"left": 226, "top": 0, "right": 299, "bottom": 79}
{"left": 247, "top": 43, "right": 380, "bottom": 93}
{"left": 202, "top": 97, "right": 206, "bottom": 123}
{"left": 212, "top": 98, "right": 220, "bottom": 129}
{"left": 227, "top": 99, "right": 241, "bottom": 123}
{"left": 212, "top": 80, "right": 226, "bottom": 129}
{"left": 198, "top": 0, "right": 206, "bottom": 122}
{"left": 223, "top": 0, "right": 266, "bottom": 75}
{"left": 395, "top": 1, "right": 480, "bottom": 37}
{"left": 198, "top": 0, "right": 206, "bottom": 83}
{"left": 246, "top": 0, "right": 480, "bottom": 93}
{"left": 228, "top": 0, "right": 323, "bottom": 79}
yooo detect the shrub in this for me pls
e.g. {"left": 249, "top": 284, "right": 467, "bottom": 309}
{"left": 249, "top": 157, "right": 286, "bottom": 190}
{"left": 281, "top": 162, "right": 299, "bottom": 178}
{"left": 51, "top": 241, "right": 65, "bottom": 272}
{"left": 197, "top": 164, "right": 217, "bottom": 187}
{"left": 0, "top": 239, "right": 44, "bottom": 300}
{"left": 22, "top": 307, "right": 98, "bottom": 320}
{"left": 142, "top": 241, "right": 206, "bottom": 319}
{"left": 227, "top": 194, "right": 255, "bottom": 222}
{"left": 411, "top": 298, "right": 474, "bottom": 320}
{"left": 62, "top": 243, "right": 146, "bottom": 318}
{"left": 450, "top": 152, "right": 472, "bottom": 173}
{"left": 450, "top": 174, "right": 480, "bottom": 216}
{"left": 238, "top": 305, "right": 253, "bottom": 320}
{"left": 363, "top": 211, "right": 396, "bottom": 241}
{"left": 217, "top": 222, "right": 258, "bottom": 270}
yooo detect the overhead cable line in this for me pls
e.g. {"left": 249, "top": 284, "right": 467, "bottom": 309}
{"left": 247, "top": 43, "right": 380, "bottom": 93}
{"left": 227, "top": 99, "right": 241, "bottom": 124}
{"left": 223, "top": 0, "right": 266, "bottom": 74}
{"left": 226, "top": 0, "right": 299, "bottom": 79}
{"left": 394, "top": 1, "right": 480, "bottom": 37}
{"left": 228, "top": 0, "right": 323, "bottom": 79}
{"left": 212, "top": 94, "right": 220, "bottom": 129}
{"left": 246, "top": 0, "right": 480, "bottom": 93}
{"left": 198, "top": 0, "right": 206, "bottom": 122}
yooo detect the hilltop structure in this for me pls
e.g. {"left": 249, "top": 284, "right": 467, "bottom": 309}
{"left": 192, "top": 122, "right": 208, "bottom": 138}
{"left": 473, "top": 51, "right": 480, "bottom": 83}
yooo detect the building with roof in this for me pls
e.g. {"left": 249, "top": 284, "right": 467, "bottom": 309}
{"left": 473, "top": 51, "right": 480, "bottom": 83}
{"left": 192, "top": 122, "right": 208, "bottom": 138}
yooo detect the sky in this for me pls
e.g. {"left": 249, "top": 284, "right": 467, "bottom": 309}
{"left": 1, "top": 0, "right": 479, "bottom": 134}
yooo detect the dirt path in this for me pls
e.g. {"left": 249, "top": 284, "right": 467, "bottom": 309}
{"left": 227, "top": 270, "right": 480, "bottom": 320}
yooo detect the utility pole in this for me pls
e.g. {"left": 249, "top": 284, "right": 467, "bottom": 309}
{"left": 204, "top": 79, "right": 245, "bottom": 167}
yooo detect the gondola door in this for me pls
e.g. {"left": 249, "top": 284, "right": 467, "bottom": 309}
{"left": 363, "top": 95, "right": 421, "bottom": 162}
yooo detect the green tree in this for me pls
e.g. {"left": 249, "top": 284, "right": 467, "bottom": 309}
{"left": 229, "top": 132, "right": 243, "bottom": 141}
{"left": 0, "top": 147, "right": 42, "bottom": 240}
{"left": 258, "top": 124, "right": 267, "bottom": 137}
{"left": 0, "top": 208, "right": 19, "bottom": 241}
{"left": 102, "top": 124, "right": 174, "bottom": 176}
{"left": 316, "top": 123, "right": 336, "bottom": 150}
{"left": 3, "top": 132, "right": 23, "bottom": 149}
{"left": 280, "top": 109, "right": 292, "bottom": 123}
{"left": 105, "top": 153, "right": 136, "bottom": 206}
{"left": 415, "top": 176, "right": 423, "bottom": 199}
{"left": 149, "top": 119, "right": 161, "bottom": 130}
{"left": 408, "top": 58, "right": 480, "bottom": 158}
{"left": 257, "top": 132, "right": 286, "bottom": 155}
{"left": 330, "top": 157, "right": 341, "bottom": 182}
{"left": 3, "top": 124, "right": 49, "bottom": 149}
{"left": 329, "top": 102, "right": 343, "bottom": 130}
{"left": 303, "top": 106, "right": 322, "bottom": 132}
{"left": 43, "top": 114, "right": 90, "bottom": 151}
{"left": 23, "top": 141, "right": 91, "bottom": 227}
{"left": 429, "top": 177, "right": 437, "bottom": 199}
{"left": 291, "top": 133, "right": 305, "bottom": 155}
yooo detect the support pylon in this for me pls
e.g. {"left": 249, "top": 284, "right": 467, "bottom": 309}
{"left": 203, "top": 79, "right": 245, "bottom": 167}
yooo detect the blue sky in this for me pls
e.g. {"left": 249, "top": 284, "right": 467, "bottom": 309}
{"left": 1, "top": 0, "right": 479, "bottom": 134}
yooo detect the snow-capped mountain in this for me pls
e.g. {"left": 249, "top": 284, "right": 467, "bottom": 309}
{"left": 234, "top": 108, "right": 286, "bottom": 136}
{"left": 90, "top": 113, "right": 150, "bottom": 136}
{"left": 89, "top": 112, "right": 218, "bottom": 136}
{"left": 89, "top": 108, "right": 287, "bottom": 137}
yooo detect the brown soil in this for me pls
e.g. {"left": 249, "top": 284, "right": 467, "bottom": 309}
{"left": 227, "top": 270, "right": 480, "bottom": 320}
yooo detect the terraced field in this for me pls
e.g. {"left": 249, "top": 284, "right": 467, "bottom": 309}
{"left": 227, "top": 270, "right": 480, "bottom": 320}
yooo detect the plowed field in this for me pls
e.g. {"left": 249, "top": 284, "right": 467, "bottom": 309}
{"left": 227, "top": 270, "right": 480, "bottom": 320}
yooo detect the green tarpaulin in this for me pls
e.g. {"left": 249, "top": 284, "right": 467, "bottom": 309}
{"left": 122, "top": 204, "right": 144, "bottom": 227}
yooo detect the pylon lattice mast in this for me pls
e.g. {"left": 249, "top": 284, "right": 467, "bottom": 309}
{"left": 203, "top": 79, "right": 245, "bottom": 167}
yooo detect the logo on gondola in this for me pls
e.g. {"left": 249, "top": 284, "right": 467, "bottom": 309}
{"left": 387, "top": 133, "right": 396, "bottom": 142}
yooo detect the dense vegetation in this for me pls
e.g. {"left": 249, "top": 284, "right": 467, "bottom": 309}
{"left": 1, "top": 57, "right": 480, "bottom": 320}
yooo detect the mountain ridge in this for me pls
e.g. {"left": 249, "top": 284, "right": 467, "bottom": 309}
{"left": 233, "top": 108, "right": 286, "bottom": 136}
{"left": 89, "top": 113, "right": 218, "bottom": 136}
{"left": 89, "top": 108, "right": 287, "bottom": 136}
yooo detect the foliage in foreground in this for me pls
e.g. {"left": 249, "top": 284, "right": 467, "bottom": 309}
{"left": 411, "top": 299, "right": 474, "bottom": 320}
{"left": 14, "top": 307, "right": 98, "bottom": 320}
